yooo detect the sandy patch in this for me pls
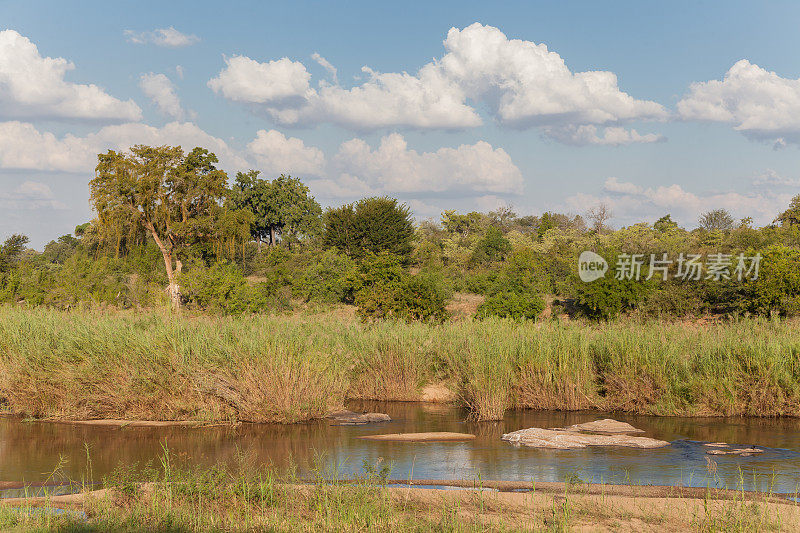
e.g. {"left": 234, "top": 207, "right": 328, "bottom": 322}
{"left": 359, "top": 432, "right": 476, "bottom": 442}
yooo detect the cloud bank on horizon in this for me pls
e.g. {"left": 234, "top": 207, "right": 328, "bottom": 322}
{"left": 2, "top": 18, "right": 800, "bottom": 245}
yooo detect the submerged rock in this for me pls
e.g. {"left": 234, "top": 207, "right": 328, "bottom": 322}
{"left": 327, "top": 410, "right": 391, "bottom": 425}
{"left": 704, "top": 443, "right": 763, "bottom": 456}
{"left": 359, "top": 432, "right": 475, "bottom": 442}
{"left": 554, "top": 419, "right": 645, "bottom": 435}
{"left": 502, "top": 427, "right": 669, "bottom": 449}
{"left": 706, "top": 448, "right": 763, "bottom": 456}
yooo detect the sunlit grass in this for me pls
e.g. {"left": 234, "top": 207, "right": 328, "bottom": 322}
{"left": 1, "top": 306, "right": 799, "bottom": 422}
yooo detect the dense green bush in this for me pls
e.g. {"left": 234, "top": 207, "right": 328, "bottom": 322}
{"left": 637, "top": 282, "right": 703, "bottom": 318}
{"left": 0, "top": 246, "right": 166, "bottom": 309}
{"left": 293, "top": 249, "right": 357, "bottom": 303}
{"left": 323, "top": 197, "right": 415, "bottom": 262}
{"left": 349, "top": 254, "right": 449, "bottom": 322}
{"left": 181, "top": 263, "right": 286, "bottom": 314}
{"left": 575, "top": 277, "right": 648, "bottom": 321}
{"left": 476, "top": 292, "right": 545, "bottom": 321}
{"left": 471, "top": 226, "right": 511, "bottom": 264}
{"left": 354, "top": 274, "right": 449, "bottom": 322}
{"left": 744, "top": 245, "right": 800, "bottom": 316}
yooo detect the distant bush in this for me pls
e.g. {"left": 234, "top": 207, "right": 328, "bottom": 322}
{"left": 292, "top": 249, "right": 357, "bottom": 304}
{"left": 744, "top": 245, "right": 800, "bottom": 316}
{"left": 355, "top": 275, "right": 449, "bottom": 322}
{"left": 181, "top": 263, "right": 286, "bottom": 314}
{"left": 345, "top": 253, "right": 406, "bottom": 302}
{"left": 350, "top": 254, "right": 449, "bottom": 322}
{"left": 476, "top": 292, "right": 545, "bottom": 321}
{"left": 637, "top": 282, "right": 703, "bottom": 318}
{"left": 323, "top": 197, "right": 415, "bottom": 262}
{"left": 471, "top": 226, "right": 511, "bottom": 264}
{"left": 575, "top": 277, "right": 647, "bottom": 321}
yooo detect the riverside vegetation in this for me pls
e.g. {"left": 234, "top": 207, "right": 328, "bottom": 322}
{"left": 3, "top": 144, "right": 800, "bottom": 422}
{"left": 1, "top": 307, "right": 799, "bottom": 422}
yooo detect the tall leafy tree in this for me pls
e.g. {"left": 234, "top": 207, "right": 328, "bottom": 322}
{"left": 90, "top": 145, "right": 235, "bottom": 309}
{"left": 230, "top": 171, "right": 322, "bottom": 247}
{"left": 699, "top": 209, "right": 734, "bottom": 232}
{"left": 776, "top": 195, "right": 800, "bottom": 227}
{"left": 324, "top": 197, "right": 414, "bottom": 261}
{"left": 0, "top": 234, "right": 29, "bottom": 272}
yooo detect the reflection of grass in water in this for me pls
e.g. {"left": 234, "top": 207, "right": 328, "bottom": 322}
{"left": 2, "top": 447, "right": 799, "bottom": 532}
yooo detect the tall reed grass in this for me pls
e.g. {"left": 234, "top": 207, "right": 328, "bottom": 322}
{"left": 1, "top": 306, "right": 799, "bottom": 422}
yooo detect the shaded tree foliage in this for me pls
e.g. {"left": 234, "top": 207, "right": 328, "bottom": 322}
{"left": 90, "top": 145, "right": 249, "bottom": 308}
{"left": 230, "top": 171, "right": 322, "bottom": 247}
{"left": 323, "top": 197, "right": 414, "bottom": 261}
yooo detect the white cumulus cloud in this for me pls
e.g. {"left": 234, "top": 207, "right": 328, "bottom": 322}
{"left": 0, "top": 121, "right": 247, "bottom": 173}
{"left": 323, "top": 133, "right": 523, "bottom": 196}
{"left": 0, "top": 30, "right": 141, "bottom": 122}
{"left": 207, "top": 23, "right": 665, "bottom": 137}
{"left": 544, "top": 125, "right": 665, "bottom": 146}
{"left": 207, "top": 56, "right": 312, "bottom": 105}
{"left": 0, "top": 121, "right": 520, "bottom": 202}
{"left": 124, "top": 27, "right": 200, "bottom": 48}
{"left": 0, "top": 181, "right": 67, "bottom": 210}
{"left": 139, "top": 73, "right": 184, "bottom": 119}
{"left": 242, "top": 130, "right": 523, "bottom": 198}
{"left": 246, "top": 129, "right": 326, "bottom": 176}
{"left": 678, "top": 59, "right": 800, "bottom": 146}
{"left": 566, "top": 176, "right": 791, "bottom": 228}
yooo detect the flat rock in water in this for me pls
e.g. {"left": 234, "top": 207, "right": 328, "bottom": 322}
{"left": 502, "top": 427, "right": 669, "bottom": 449}
{"left": 359, "top": 432, "right": 475, "bottom": 442}
{"left": 554, "top": 419, "right": 645, "bottom": 435}
{"left": 706, "top": 446, "right": 763, "bottom": 456}
{"left": 328, "top": 410, "right": 391, "bottom": 425}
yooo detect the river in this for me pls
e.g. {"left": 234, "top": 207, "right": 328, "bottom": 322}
{"left": 3, "top": 401, "right": 800, "bottom": 495}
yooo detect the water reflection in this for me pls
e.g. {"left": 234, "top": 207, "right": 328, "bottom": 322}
{"left": 3, "top": 402, "right": 800, "bottom": 494}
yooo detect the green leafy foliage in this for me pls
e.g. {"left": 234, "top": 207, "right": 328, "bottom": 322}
{"left": 744, "top": 245, "right": 800, "bottom": 315}
{"left": 476, "top": 292, "right": 545, "bottom": 321}
{"left": 181, "top": 262, "right": 286, "bottom": 314}
{"left": 229, "top": 171, "right": 322, "bottom": 246}
{"left": 471, "top": 226, "right": 511, "bottom": 264}
{"left": 349, "top": 254, "right": 449, "bottom": 322}
{"left": 323, "top": 197, "right": 414, "bottom": 262}
{"left": 575, "top": 277, "right": 648, "bottom": 321}
{"left": 294, "top": 249, "right": 358, "bottom": 303}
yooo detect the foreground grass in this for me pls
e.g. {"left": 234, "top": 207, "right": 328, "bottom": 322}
{"left": 1, "top": 306, "right": 799, "bottom": 422}
{"left": 1, "top": 451, "right": 797, "bottom": 532}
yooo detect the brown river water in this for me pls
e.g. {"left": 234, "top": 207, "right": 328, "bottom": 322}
{"left": 3, "top": 401, "right": 800, "bottom": 495}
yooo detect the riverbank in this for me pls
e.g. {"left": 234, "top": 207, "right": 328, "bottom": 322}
{"left": 2, "top": 476, "right": 797, "bottom": 531}
{"left": 1, "top": 306, "right": 800, "bottom": 422}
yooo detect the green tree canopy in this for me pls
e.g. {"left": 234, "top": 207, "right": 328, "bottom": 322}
{"left": 0, "top": 234, "right": 29, "bottom": 273}
{"left": 776, "top": 194, "right": 800, "bottom": 227}
{"left": 699, "top": 209, "right": 734, "bottom": 232}
{"left": 323, "top": 197, "right": 414, "bottom": 261}
{"left": 90, "top": 145, "right": 246, "bottom": 308}
{"left": 230, "top": 171, "right": 322, "bottom": 246}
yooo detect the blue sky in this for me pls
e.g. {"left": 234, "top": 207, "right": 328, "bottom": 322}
{"left": 3, "top": 0, "right": 800, "bottom": 247}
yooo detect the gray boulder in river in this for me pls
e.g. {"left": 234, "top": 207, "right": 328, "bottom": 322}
{"left": 502, "top": 419, "right": 669, "bottom": 449}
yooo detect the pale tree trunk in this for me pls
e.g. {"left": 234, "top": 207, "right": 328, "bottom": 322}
{"left": 147, "top": 223, "right": 182, "bottom": 310}
{"left": 269, "top": 226, "right": 276, "bottom": 247}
